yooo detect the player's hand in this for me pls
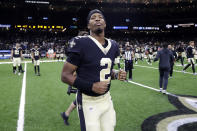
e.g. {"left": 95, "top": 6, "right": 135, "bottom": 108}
{"left": 92, "top": 81, "right": 109, "bottom": 94}
{"left": 118, "top": 70, "right": 127, "bottom": 81}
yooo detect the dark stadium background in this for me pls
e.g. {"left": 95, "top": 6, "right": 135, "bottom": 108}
{"left": 0, "top": 0, "right": 197, "bottom": 39}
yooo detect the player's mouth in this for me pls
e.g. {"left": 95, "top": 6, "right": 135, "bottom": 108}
{"left": 95, "top": 22, "right": 102, "bottom": 26}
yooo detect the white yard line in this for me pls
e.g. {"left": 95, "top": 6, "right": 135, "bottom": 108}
{"left": 134, "top": 64, "right": 194, "bottom": 75}
{"left": 120, "top": 62, "right": 195, "bottom": 75}
{"left": 0, "top": 60, "right": 65, "bottom": 65}
{"left": 128, "top": 80, "right": 178, "bottom": 97}
{"left": 17, "top": 62, "right": 27, "bottom": 131}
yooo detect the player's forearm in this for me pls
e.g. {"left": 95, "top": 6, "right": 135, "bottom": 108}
{"left": 61, "top": 72, "right": 76, "bottom": 86}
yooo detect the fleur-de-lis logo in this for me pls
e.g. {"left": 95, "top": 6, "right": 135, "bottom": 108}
{"left": 141, "top": 95, "right": 197, "bottom": 131}
{"left": 69, "top": 40, "right": 76, "bottom": 48}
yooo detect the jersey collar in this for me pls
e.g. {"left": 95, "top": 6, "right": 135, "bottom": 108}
{"left": 88, "top": 35, "right": 111, "bottom": 55}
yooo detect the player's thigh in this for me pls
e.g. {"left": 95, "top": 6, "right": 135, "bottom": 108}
{"left": 188, "top": 58, "right": 194, "bottom": 64}
{"left": 36, "top": 60, "right": 40, "bottom": 66}
{"left": 82, "top": 102, "right": 101, "bottom": 131}
{"left": 13, "top": 58, "right": 17, "bottom": 66}
{"left": 17, "top": 58, "right": 21, "bottom": 66}
{"left": 100, "top": 99, "right": 116, "bottom": 131}
{"left": 34, "top": 60, "right": 37, "bottom": 66}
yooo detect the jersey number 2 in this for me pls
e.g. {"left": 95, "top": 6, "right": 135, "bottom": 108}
{"left": 100, "top": 58, "right": 112, "bottom": 81}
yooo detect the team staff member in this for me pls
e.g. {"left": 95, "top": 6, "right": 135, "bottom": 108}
{"left": 11, "top": 43, "right": 23, "bottom": 76}
{"left": 61, "top": 9, "right": 126, "bottom": 131}
{"left": 154, "top": 43, "right": 174, "bottom": 94}
{"left": 32, "top": 45, "right": 41, "bottom": 76}
{"left": 124, "top": 46, "right": 134, "bottom": 81}
{"left": 183, "top": 41, "right": 196, "bottom": 75}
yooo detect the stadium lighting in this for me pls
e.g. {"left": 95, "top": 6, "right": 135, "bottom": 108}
{"left": 0, "top": 24, "right": 11, "bottom": 28}
{"left": 62, "top": 28, "right": 67, "bottom": 32}
{"left": 70, "top": 26, "right": 77, "bottom": 29}
{"left": 178, "top": 23, "right": 194, "bottom": 27}
{"left": 43, "top": 17, "right": 48, "bottom": 20}
{"left": 166, "top": 24, "right": 172, "bottom": 29}
{"left": 25, "top": 1, "right": 49, "bottom": 4}
{"left": 27, "top": 17, "right": 32, "bottom": 20}
{"left": 195, "top": 24, "right": 197, "bottom": 27}
{"left": 113, "top": 26, "right": 128, "bottom": 30}
{"left": 174, "top": 25, "right": 178, "bottom": 28}
{"left": 133, "top": 26, "right": 159, "bottom": 30}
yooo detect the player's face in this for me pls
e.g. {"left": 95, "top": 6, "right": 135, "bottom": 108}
{"left": 16, "top": 43, "right": 20, "bottom": 48}
{"left": 88, "top": 13, "right": 106, "bottom": 34}
{"left": 168, "top": 45, "right": 172, "bottom": 49}
{"left": 35, "top": 46, "right": 38, "bottom": 49}
{"left": 190, "top": 41, "right": 194, "bottom": 47}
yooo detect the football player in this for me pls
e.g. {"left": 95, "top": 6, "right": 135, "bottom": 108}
{"left": 60, "top": 46, "right": 65, "bottom": 61}
{"left": 31, "top": 45, "right": 41, "bottom": 76}
{"left": 61, "top": 9, "right": 126, "bottom": 131}
{"left": 134, "top": 45, "right": 140, "bottom": 64}
{"left": 30, "top": 47, "right": 35, "bottom": 64}
{"left": 11, "top": 43, "right": 23, "bottom": 75}
{"left": 176, "top": 44, "right": 184, "bottom": 66}
{"left": 194, "top": 46, "right": 197, "bottom": 63}
{"left": 182, "top": 41, "right": 196, "bottom": 75}
{"left": 147, "top": 46, "right": 153, "bottom": 65}
{"left": 56, "top": 47, "right": 61, "bottom": 61}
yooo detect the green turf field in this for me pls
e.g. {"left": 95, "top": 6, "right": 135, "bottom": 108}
{"left": 0, "top": 59, "right": 197, "bottom": 131}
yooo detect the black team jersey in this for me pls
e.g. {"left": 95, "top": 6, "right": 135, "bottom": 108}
{"left": 148, "top": 48, "right": 153, "bottom": 55}
{"left": 32, "top": 48, "right": 40, "bottom": 60}
{"left": 13, "top": 47, "right": 22, "bottom": 58}
{"left": 67, "top": 36, "right": 119, "bottom": 96}
{"left": 186, "top": 46, "right": 195, "bottom": 58}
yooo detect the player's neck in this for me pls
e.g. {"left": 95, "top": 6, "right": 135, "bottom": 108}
{"left": 90, "top": 32, "right": 105, "bottom": 45}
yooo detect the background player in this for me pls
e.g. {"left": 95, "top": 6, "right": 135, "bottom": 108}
{"left": 60, "top": 46, "right": 65, "bottom": 61}
{"left": 182, "top": 41, "right": 196, "bottom": 75}
{"left": 31, "top": 45, "right": 41, "bottom": 76}
{"left": 11, "top": 43, "right": 23, "bottom": 76}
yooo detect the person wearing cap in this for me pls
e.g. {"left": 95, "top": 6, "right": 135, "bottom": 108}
{"left": 61, "top": 9, "right": 126, "bottom": 131}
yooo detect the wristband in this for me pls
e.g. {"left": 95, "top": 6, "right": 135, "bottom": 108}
{"left": 73, "top": 77, "right": 93, "bottom": 92}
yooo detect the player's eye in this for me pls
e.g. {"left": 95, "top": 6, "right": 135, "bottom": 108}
{"left": 99, "top": 16, "right": 103, "bottom": 19}
{"left": 90, "top": 16, "right": 96, "bottom": 20}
